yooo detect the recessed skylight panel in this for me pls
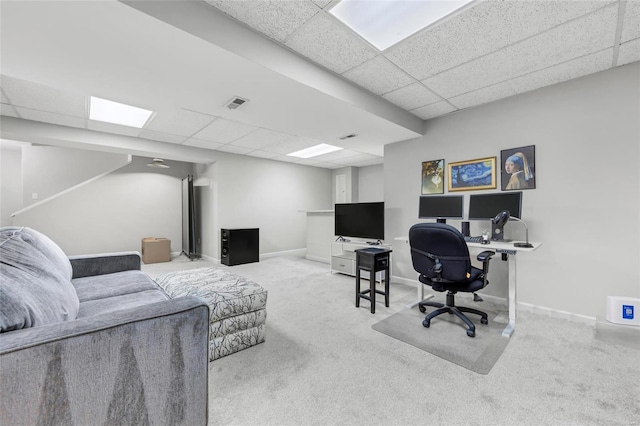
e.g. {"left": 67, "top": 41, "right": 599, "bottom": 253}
{"left": 287, "top": 143, "right": 343, "bottom": 159}
{"left": 89, "top": 96, "right": 154, "bottom": 128}
{"left": 329, "top": 0, "right": 474, "bottom": 51}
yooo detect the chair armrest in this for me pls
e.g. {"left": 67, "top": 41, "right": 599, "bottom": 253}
{"left": 0, "top": 296, "right": 209, "bottom": 425}
{"left": 69, "top": 251, "right": 141, "bottom": 278}
{"left": 476, "top": 250, "right": 495, "bottom": 263}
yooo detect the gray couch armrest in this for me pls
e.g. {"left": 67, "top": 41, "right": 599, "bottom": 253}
{"left": 69, "top": 251, "right": 141, "bottom": 278}
{"left": 0, "top": 296, "right": 209, "bottom": 425}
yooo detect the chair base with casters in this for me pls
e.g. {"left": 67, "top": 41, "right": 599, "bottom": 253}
{"left": 419, "top": 291, "right": 488, "bottom": 338}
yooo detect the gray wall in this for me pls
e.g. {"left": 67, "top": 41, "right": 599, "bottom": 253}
{"left": 0, "top": 141, "right": 23, "bottom": 226}
{"left": 13, "top": 156, "right": 192, "bottom": 255}
{"left": 358, "top": 164, "right": 384, "bottom": 202}
{"left": 21, "top": 145, "right": 129, "bottom": 207}
{"left": 385, "top": 63, "right": 640, "bottom": 319}
{"left": 195, "top": 151, "right": 332, "bottom": 260}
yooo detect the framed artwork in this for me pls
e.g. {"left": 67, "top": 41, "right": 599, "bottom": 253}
{"left": 447, "top": 157, "right": 497, "bottom": 192}
{"left": 501, "top": 145, "right": 536, "bottom": 190}
{"left": 421, "top": 159, "right": 444, "bottom": 194}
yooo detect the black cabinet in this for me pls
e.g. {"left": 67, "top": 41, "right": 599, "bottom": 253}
{"left": 221, "top": 228, "right": 259, "bottom": 266}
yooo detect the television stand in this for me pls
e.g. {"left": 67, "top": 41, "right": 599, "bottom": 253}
{"left": 330, "top": 240, "right": 391, "bottom": 280}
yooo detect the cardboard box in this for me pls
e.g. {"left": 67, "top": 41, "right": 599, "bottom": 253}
{"left": 141, "top": 237, "right": 171, "bottom": 264}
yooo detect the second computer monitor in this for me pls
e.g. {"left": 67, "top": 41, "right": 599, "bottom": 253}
{"left": 468, "top": 191, "right": 523, "bottom": 219}
{"left": 418, "top": 195, "right": 464, "bottom": 219}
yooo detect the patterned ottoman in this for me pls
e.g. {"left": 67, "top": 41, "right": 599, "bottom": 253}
{"left": 154, "top": 267, "right": 267, "bottom": 361}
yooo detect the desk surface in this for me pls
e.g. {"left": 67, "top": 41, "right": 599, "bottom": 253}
{"left": 395, "top": 236, "right": 542, "bottom": 252}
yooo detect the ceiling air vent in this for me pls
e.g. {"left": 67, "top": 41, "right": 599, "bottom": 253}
{"left": 339, "top": 133, "right": 357, "bottom": 140}
{"left": 225, "top": 96, "right": 249, "bottom": 110}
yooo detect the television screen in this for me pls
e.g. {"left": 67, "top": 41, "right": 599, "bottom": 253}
{"left": 418, "top": 195, "right": 463, "bottom": 219}
{"left": 334, "top": 202, "right": 384, "bottom": 240}
{"left": 468, "top": 192, "right": 523, "bottom": 219}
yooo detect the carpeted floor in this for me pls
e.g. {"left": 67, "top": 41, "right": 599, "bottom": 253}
{"left": 143, "top": 254, "right": 640, "bottom": 426}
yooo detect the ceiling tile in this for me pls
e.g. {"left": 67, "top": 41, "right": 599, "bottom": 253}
{"left": 14, "top": 106, "right": 85, "bottom": 128}
{"left": 385, "top": 0, "right": 614, "bottom": 80}
{"left": 231, "top": 127, "right": 296, "bottom": 149}
{"left": 383, "top": 82, "right": 442, "bottom": 111}
{"left": 351, "top": 157, "right": 384, "bottom": 167}
{"left": 1, "top": 75, "right": 86, "bottom": 117}
{"left": 449, "top": 81, "right": 517, "bottom": 110}
{"left": 311, "top": 0, "right": 332, "bottom": 8}
{"left": 511, "top": 49, "right": 613, "bottom": 95}
{"left": 342, "top": 56, "right": 414, "bottom": 95}
{"left": 618, "top": 38, "right": 640, "bottom": 66}
{"left": 411, "top": 101, "right": 456, "bottom": 120}
{"left": 246, "top": 150, "right": 280, "bottom": 159}
{"left": 331, "top": 153, "right": 381, "bottom": 165}
{"left": 216, "top": 144, "right": 254, "bottom": 155}
{"left": 205, "top": 0, "right": 321, "bottom": 43}
{"left": 1, "top": 88, "right": 10, "bottom": 104}
{"left": 312, "top": 148, "right": 361, "bottom": 162}
{"left": 285, "top": 12, "right": 378, "bottom": 74}
{"left": 145, "top": 109, "right": 214, "bottom": 137}
{"left": 621, "top": 1, "right": 640, "bottom": 43}
{"left": 87, "top": 120, "right": 141, "bottom": 137}
{"left": 182, "top": 138, "right": 224, "bottom": 150}
{"left": 192, "top": 118, "right": 258, "bottom": 143}
{"left": 263, "top": 136, "right": 320, "bottom": 155}
{"left": 1, "top": 103, "right": 19, "bottom": 118}
{"left": 138, "top": 129, "right": 187, "bottom": 144}
{"left": 423, "top": 4, "right": 619, "bottom": 99}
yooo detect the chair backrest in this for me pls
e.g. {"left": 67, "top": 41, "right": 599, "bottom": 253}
{"left": 409, "top": 222, "right": 471, "bottom": 282}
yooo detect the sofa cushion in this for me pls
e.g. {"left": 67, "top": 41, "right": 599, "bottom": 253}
{"left": 77, "top": 289, "right": 168, "bottom": 318}
{"left": 0, "top": 227, "right": 79, "bottom": 332}
{"left": 73, "top": 270, "right": 164, "bottom": 302}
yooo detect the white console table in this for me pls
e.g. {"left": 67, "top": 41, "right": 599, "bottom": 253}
{"left": 331, "top": 240, "right": 391, "bottom": 281}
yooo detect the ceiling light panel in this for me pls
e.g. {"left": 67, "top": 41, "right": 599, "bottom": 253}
{"left": 330, "top": 0, "right": 473, "bottom": 51}
{"left": 287, "top": 143, "right": 342, "bottom": 158}
{"left": 89, "top": 96, "right": 153, "bottom": 128}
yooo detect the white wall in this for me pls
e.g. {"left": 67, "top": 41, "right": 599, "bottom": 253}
{"left": 357, "top": 164, "right": 384, "bottom": 202}
{"left": 21, "top": 145, "right": 129, "bottom": 207}
{"left": 0, "top": 141, "right": 24, "bottom": 226}
{"left": 385, "top": 63, "right": 640, "bottom": 319}
{"left": 13, "top": 156, "right": 192, "bottom": 255}
{"left": 195, "top": 151, "right": 332, "bottom": 260}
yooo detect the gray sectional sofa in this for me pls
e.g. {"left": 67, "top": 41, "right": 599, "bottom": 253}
{"left": 0, "top": 226, "right": 209, "bottom": 425}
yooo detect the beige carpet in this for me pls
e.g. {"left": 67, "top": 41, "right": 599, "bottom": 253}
{"left": 372, "top": 306, "right": 510, "bottom": 374}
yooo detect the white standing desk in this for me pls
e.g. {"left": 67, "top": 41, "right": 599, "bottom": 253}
{"left": 395, "top": 237, "right": 542, "bottom": 337}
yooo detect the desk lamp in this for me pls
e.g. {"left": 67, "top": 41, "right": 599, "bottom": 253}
{"left": 509, "top": 217, "right": 534, "bottom": 248}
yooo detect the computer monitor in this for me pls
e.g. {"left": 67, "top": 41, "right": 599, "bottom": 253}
{"left": 468, "top": 192, "right": 523, "bottom": 219}
{"left": 418, "top": 195, "right": 463, "bottom": 219}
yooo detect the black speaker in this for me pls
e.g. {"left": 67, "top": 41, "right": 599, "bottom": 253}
{"left": 221, "top": 228, "right": 259, "bottom": 266}
{"left": 461, "top": 221, "right": 470, "bottom": 236}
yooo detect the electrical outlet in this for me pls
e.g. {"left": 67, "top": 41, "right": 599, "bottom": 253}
{"left": 32, "top": 193, "right": 38, "bottom": 200}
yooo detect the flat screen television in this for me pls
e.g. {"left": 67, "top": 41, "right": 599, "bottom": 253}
{"left": 418, "top": 195, "right": 463, "bottom": 219}
{"left": 334, "top": 202, "right": 384, "bottom": 240}
{"left": 468, "top": 191, "right": 523, "bottom": 219}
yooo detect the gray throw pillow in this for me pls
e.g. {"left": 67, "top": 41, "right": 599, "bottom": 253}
{"left": 0, "top": 227, "right": 79, "bottom": 332}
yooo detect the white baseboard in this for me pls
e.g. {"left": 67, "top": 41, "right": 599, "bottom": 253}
{"left": 391, "top": 275, "right": 597, "bottom": 325}
{"left": 261, "top": 248, "right": 306, "bottom": 259}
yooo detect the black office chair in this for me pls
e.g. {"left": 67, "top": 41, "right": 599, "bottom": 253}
{"left": 409, "top": 223, "right": 495, "bottom": 337}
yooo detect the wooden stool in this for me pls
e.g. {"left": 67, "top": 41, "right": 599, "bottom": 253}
{"left": 355, "top": 247, "right": 392, "bottom": 314}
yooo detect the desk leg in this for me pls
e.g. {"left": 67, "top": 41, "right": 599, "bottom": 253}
{"left": 407, "top": 279, "right": 434, "bottom": 308}
{"left": 502, "top": 254, "right": 517, "bottom": 337}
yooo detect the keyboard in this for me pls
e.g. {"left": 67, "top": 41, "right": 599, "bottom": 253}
{"left": 464, "top": 236, "right": 483, "bottom": 243}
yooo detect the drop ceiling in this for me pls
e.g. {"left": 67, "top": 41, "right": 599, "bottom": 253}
{"left": 1, "top": 0, "right": 638, "bottom": 169}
